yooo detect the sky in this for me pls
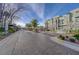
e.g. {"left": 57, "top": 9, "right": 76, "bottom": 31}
{"left": 13, "top": 3, "right": 79, "bottom": 27}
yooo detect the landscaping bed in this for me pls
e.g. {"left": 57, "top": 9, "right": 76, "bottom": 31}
{"left": 0, "top": 27, "right": 18, "bottom": 41}
{"left": 58, "top": 34, "right": 79, "bottom": 44}
{"left": 0, "top": 32, "right": 11, "bottom": 41}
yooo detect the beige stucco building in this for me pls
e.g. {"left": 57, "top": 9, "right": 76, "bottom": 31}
{"left": 70, "top": 8, "right": 79, "bottom": 30}
{"left": 45, "top": 19, "right": 53, "bottom": 31}
{"left": 45, "top": 8, "right": 79, "bottom": 33}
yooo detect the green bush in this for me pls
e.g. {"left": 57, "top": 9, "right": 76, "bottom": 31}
{"left": 0, "top": 27, "right": 5, "bottom": 36}
{"left": 47, "top": 29, "right": 50, "bottom": 31}
{"left": 0, "top": 27, "right": 4, "bottom": 32}
{"left": 73, "top": 34, "right": 79, "bottom": 40}
{"left": 8, "top": 27, "right": 16, "bottom": 33}
{"left": 69, "top": 38, "right": 75, "bottom": 42}
{"left": 58, "top": 35, "right": 65, "bottom": 40}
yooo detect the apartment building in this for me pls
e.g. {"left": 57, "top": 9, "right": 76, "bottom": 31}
{"left": 45, "top": 20, "right": 48, "bottom": 30}
{"left": 45, "top": 8, "right": 79, "bottom": 33}
{"left": 47, "top": 19, "right": 53, "bottom": 31}
{"left": 57, "top": 8, "right": 79, "bottom": 33}
{"left": 57, "top": 14, "right": 71, "bottom": 33}
{"left": 45, "top": 19, "right": 53, "bottom": 31}
{"left": 70, "top": 8, "right": 79, "bottom": 30}
{"left": 53, "top": 16, "right": 60, "bottom": 31}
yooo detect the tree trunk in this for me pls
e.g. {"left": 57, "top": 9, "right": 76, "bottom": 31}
{"left": 4, "top": 16, "right": 9, "bottom": 34}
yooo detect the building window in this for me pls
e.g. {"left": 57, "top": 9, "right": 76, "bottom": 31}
{"left": 75, "top": 16, "right": 79, "bottom": 22}
{"left": 62, "top": 20, "right": 64, "bottom": 24}
{"left": 60, "top": 19, "right": 64, "bottom": 24}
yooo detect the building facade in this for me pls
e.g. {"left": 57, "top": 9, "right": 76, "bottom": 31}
{"left": 45, "top": 19, "right": 53, "bottom": 31}
{"left": 45, "top": 20, "right": 48, "bottom": 30}
{"left": 53, "top": 16, "right": 60, "bottom": 31}
{"left": 47, "top": 19, "right": 53, "bottom": 31}
{"left": 45, "top": 8, "right": 79, "bottom": 33}
{"left": 70, "top": 8, "right": 79, "bottom": 30}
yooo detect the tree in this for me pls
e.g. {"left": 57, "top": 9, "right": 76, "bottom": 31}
{"left": 8, "top": 7, "right": 23, "bottom": 25}
{"left": 26, "top": 19, "right": 38, "bottom": 31}
{"left": 26, "top": 23, "right": 32, "bottom": 30}
{"left": 31, "top": 19, "right": 38, "bottom": 28}
{"left": 26, "top": 23, "right": 31, "bottom": 27}
{"left": 38, "top": 26, "right": 44, "bottom": 31}
{"left": 0, "top": 4, "right": 11, "bottom": 33}
{"left": 30, "top": 19, "right": 38, "bottom": 32}
{"left": 0, "top": 3, "right": 24, "bottom": 33}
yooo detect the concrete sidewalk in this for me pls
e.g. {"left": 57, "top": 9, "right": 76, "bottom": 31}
{"left": 50, "top": 37, "right": 79, "bottom": 52}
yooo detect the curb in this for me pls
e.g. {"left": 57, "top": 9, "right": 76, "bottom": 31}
{"left": 50, "top": 37, "right": 79, "bottom": 52}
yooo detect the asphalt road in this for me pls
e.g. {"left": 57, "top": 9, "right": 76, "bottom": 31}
{"left": 0, "top": 30, "right": 79, "bottom": 55}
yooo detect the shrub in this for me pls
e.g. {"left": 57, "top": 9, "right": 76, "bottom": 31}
{"left": 65, "top": 36, "right": 69, "bottom": 40}
{"left": 65, "top": 36, "right": 69, "bottom": 38}
{"left": 8, "top": 27, "right": 16, "bottom": 33}
{"left": 0, "top": 27, "right": 5, "bottom": 36}
{"left": 46, "top": 29, "right": 50, "bottom": 31}
{"left": 58, "top": 35, "right": 65, "bottom": 40}
{"left": 73, "top": 34, "right": 79, "bottom": 41}
{"left": 0, "top": 27, "right": 4, "bottom": 32}
{"left": 69, "top": 38, "right": 75, "bottom": 42}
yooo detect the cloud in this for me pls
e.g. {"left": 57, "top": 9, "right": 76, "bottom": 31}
{"left": 14, "top": 20, "right": 25, "bottom": 27}
{"left": 28, "top": 3, "right": 45, "bottom": 19}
